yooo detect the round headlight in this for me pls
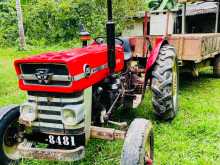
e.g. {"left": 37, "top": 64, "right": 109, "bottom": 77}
{"left": 21, "top": 104, "right": 34, "bottom": 114}
{"left": 62, "top": 105, "right": 84, "bottom": 126}
{"left": 20, "top": 103, "right": 37, "bottom": 122}
{"left": 63, "top": 109, "right": 76, "bottom": 125}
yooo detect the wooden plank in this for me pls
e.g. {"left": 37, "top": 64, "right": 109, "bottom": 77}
{"left": 151, "top": 33, "right": 220, "bottom": 62}
{"left": 129, "top": 37, "right": 146, "bottom": 58}
{"left": 183, "top": 38, "right": 201, "bottom": 61}
{"left": 168, "top": 36, "right": 201, "bottom": 61}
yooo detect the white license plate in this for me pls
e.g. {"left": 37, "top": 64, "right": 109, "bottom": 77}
{"left": 47, "top": 135, "right": 75, "bottom": 146}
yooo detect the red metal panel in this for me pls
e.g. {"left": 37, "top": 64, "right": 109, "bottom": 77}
{"left": 14, "top": 43, "right": 124, "bottom": 93}
{"left": 146, "top": 37, "right": 166, "bottom": 72}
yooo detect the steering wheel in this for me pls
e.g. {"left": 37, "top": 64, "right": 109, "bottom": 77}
{"left": 95, "top": 37, "right": 124, "bottom": 46}
{"left": 115, "top": 37, "right": 124, "bottom": 46}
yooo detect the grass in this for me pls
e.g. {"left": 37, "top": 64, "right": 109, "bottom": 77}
{"left": 0, "top": 47, "right": 220, "bottom": 165}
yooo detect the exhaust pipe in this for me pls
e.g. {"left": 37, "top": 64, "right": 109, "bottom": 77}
{"left": 106, "top": 0, "right": 116, "bottom": 73}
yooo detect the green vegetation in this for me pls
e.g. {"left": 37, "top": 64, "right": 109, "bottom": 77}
{"left": 0, "top": 48, "right": 219, "bottom": 165}
{"left": 0, "top": 0, "right": 146, "bottom": 47}
{"left": 146, "top": 0, "right": 177, "bottom": 11}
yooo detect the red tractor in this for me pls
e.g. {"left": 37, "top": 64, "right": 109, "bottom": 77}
{"left": 0, "top": 0, "right": 178, "bottom": 164}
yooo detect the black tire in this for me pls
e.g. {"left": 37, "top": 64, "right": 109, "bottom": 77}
{"left": 151, "top": 44, "right": 179, "bottom": 120}
{"left": 0, "top": 107, "right": 20, "bottom": 165}
{"left": 213, "top": 54, "right": 220, "bottom": 78}
{"left": 121, "top": 119, "right": 154, "bottom": 165}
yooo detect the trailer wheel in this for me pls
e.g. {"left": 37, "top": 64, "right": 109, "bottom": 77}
{"left": 0, "top": 107, "right": 20, "bottom": 165}
{"left": 213, "top": 54, "right": 220, "bottom": 78}
{"left": 151, "top": 44, "right": 179, "bottom": 120}
{"left": 121, "top": 119, "right": 154, "bottom": 165}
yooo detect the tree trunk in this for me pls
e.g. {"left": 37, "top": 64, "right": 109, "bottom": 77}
{"left": 16, "top": 0, "right": 26, "bottom": 50}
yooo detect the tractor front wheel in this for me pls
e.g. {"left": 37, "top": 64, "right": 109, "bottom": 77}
{"left": 151, "top": 44, "right": 179, "bottom": 120}
{"left": 121, "top": 119, "right": 154, "bottom": 165}
{"left": 0, "top": 107, "right": 20, "bottom": 165}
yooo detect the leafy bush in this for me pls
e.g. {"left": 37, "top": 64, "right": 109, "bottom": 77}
{"left": 0, "top": 1, "right": 18, "bottom": 47}
{"left": 0, "top": 0, "right": 147, "bottom": 47}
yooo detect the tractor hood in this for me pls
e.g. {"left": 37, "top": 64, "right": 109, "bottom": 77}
{"left": 14, "top": 43, "right": 124, "bottom": 93}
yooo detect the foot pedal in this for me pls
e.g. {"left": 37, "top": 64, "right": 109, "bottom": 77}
{"left": 108, "top": 120, "right": 128, "bottom": 129}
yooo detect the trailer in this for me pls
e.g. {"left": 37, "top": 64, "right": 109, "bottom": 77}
{"left": 123, "top": 1, "right": 220, "bottom": 77}
{"left": 151, "top": 33, "right": 220, "bottom": 76}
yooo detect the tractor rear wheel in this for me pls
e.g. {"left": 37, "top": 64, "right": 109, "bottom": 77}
{"left": 151, "top": 44, "right": 179, "bottom": 120}
{"left": 121, "top": 119, "right": 154, "bottom": 165}
{"left": 0, "top": 107, "right": 20, "bottom": 165}
{"left": 213, "top": 54, "right": 220, "bottom": 78}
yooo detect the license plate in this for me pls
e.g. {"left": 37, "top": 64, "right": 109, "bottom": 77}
{"left": 46, "top": 135, "right": 75, "bottom": 146}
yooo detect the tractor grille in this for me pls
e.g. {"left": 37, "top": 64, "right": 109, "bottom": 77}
{"left": 20, "top": 63, "right": 72, "bottom": 86}
{"left": 28, "top": 92, "right": 84, "bottom": 134}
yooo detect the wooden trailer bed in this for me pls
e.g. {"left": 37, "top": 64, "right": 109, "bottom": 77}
{"left": 150, "top": 33, "right": 220, "bottom": 63}
{"left": 129, "top": 33, "right": 220, "bottom": 65}
{"left": 169, "top": 33, "right": 220, "bottom": 62}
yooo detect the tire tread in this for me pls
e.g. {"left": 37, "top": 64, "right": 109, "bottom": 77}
{"left": 151, "top": 44, "right": 178, "bottom": 120}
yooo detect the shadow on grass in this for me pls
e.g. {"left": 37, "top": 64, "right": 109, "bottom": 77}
{"left": 111, "top": 96, "right": 171, "bottom": 125}
{"left": 111, "top": 69, "right": 218, "bottom": 124}
{"left": 179, "top": 70, "right": 216, "bottom": 90}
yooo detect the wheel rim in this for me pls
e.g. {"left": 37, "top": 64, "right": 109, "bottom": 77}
{"left": 172, "top": 58, "right": 178, "bottom": 111}
{"left": 3, "top": 120, "right": 20, "bottom": 160}
{"left": 144, "top": 131, "right": 153, "bottom": 165}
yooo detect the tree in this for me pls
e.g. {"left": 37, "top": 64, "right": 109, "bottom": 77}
{"left": 16, "top": 0, "right": 26, "bottom": 50}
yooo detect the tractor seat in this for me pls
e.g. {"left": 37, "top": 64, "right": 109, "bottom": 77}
{"left": 117, "top": 37, "right": 132, "bottom": 61}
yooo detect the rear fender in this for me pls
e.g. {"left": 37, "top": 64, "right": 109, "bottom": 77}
{"left": 0, "top": 105, "right": 19, "bottom": 120}
{"left": 146, "top": 37, "right": 168, "bottom": 73}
